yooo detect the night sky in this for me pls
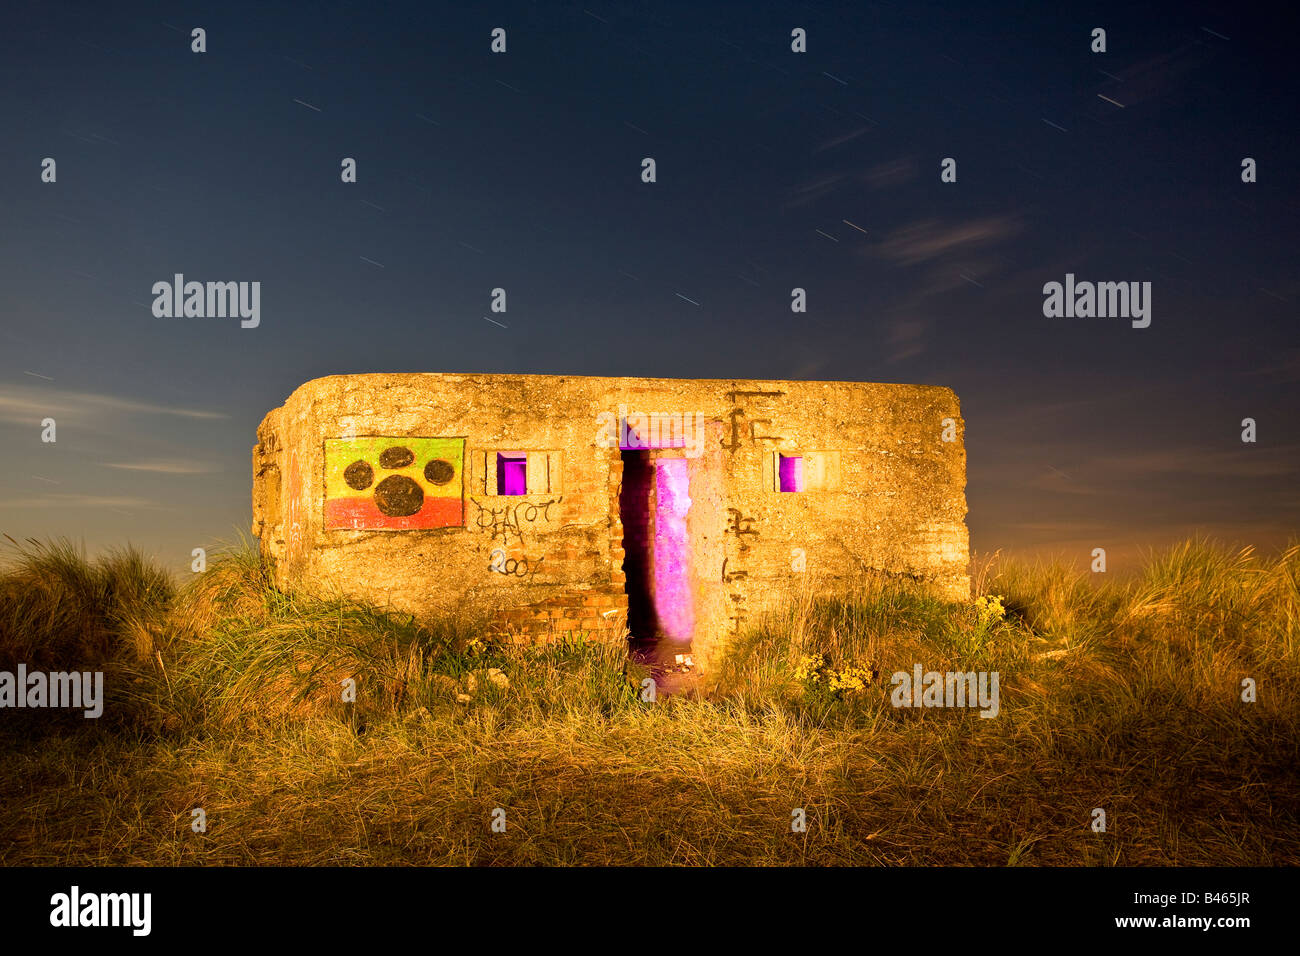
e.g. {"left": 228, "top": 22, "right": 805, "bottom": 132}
{"left": 3, "top": 0, "right": 1297, "bottom": 573}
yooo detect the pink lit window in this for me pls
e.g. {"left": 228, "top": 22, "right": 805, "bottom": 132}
{"left": 497, "top": 454, "right": 527, "bottom": 495}
{"left": 778, "top": 455, "right": 804, "bottom": 492}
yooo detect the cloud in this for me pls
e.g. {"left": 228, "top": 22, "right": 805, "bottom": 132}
{"left": 0, "top": 494, "right": 163, "bottom": 510}
{"left": 1090, "top": 447, "right": 1299, "bottom": 480}
{"left": 886, "top": 320, "right": 928, "bottom": 363}
{"left": 0, "top": 385, "right": 227, "bottom": 427}
{"left": 1020, "top": 467, "right": 1105, "bottom": 496}
{"left": 1099, "top": 41, "right": 1216, "bottom": 109}
{"left": 872, "top": 217, "right": 1020, "bottom": 266}
{"left": 101, "top": 459, "right": 217, "bottom": 474}
{"left": 995, "top": 520, "right": 1116, "bottom": 536}
{"left": 1250, "top": 348, "right": 1300, "bottom": 384}
{"left": 978, "top": 442, "right": 1300, "bottom": 495}
{"left": 783, "top": 171, "right": 851, "bottom": 209}
{"left": 869, "top": 216, "right": 1021, "bottom": 362}
{"left": 814, "top": 127, "right": 870, "bottom": 153}
{"left": 860, "top": 158, "right": 916, "bottom": 189}
{"left": 982, "top": 518, "right": 1298, "bottom": 566}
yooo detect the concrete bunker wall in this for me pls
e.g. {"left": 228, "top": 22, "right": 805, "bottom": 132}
{"left": 252, "top": 373, "right": 969, "bottom": 668}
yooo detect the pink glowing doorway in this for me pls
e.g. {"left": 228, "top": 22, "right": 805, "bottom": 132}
{"left": 620, "top": 451, "right": 695, "bottom": 667}
{"left": 651, "top": 458, "right": 694, "bottom": 644}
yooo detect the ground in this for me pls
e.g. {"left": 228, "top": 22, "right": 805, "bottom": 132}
{"left": 0, "top": 537, "right": 1296, "bottom": 865}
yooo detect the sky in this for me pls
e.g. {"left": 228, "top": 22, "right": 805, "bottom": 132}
{"left": 2, "top": 0, "right": 1297, "bottom": 574}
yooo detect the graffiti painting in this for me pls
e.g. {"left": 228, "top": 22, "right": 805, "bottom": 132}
{"left": 324, "top": 436, "right": 464, "bottom": 530}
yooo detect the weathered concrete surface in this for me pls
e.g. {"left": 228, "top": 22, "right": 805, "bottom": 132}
{"left": 252, "top": 373, "right": 969, "bottom": 668}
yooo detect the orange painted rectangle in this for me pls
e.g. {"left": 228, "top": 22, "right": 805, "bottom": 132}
{"left": 325, "top": 494, "right": 463, "bottom": 530}
{"left": 323, "top": 436, "right": 465, "bottom": 530}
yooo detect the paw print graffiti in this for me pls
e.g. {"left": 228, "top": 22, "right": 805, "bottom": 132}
{"left": 324, "top": 436, "right": 465, "bottom": 530}
{"left": 341, "top": 444, "right": 458, "bottom": 517}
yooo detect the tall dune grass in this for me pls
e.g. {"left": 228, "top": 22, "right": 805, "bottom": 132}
{"left": 0, "top": 535, "right": 1296, "bottom": 865}
{"left": 0, "top": 536, "right": 173, "bottom": 672}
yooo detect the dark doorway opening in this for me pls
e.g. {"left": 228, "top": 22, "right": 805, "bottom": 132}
{"left": 619, "top": 449, "right": 695, "bottom": 684}
{"left": 619, "top": 449, "right": 657, "bottom": 657}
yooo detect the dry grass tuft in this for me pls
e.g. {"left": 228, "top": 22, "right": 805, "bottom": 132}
{"left": 0, "top": 536, "right": 1296, "bottom": 865}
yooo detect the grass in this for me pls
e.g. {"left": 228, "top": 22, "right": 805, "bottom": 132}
{"left": 0, "top": 535, "right": 1297, "bottom": 865}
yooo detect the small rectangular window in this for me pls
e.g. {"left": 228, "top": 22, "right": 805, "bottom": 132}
{"left": 770, "top": 450, "right": 841, "bottom": 492}
{"left": 778, "top": 454, "right": 804, "bottom": 492}
{"left": 497, "top": 453, "right": 527, "bottom": 495}
{"left": 479, "top": 450, "right": 563, "bottom": 494}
